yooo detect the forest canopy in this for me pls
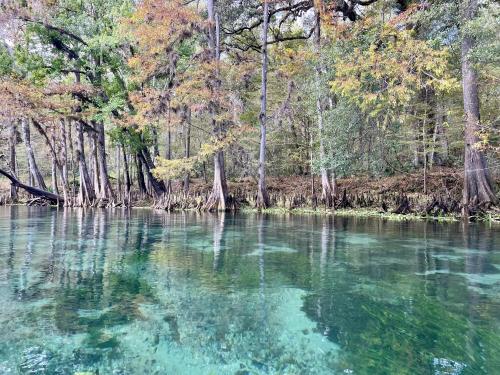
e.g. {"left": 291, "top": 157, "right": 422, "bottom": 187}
{"left": 0, "top": 0, "right": 498, "bottom": 216}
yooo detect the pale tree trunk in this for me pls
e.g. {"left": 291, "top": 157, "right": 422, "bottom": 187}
{"left": 430, "top": 101, "right": 448, "bottom": 167}
{"left": 76, "top": 120, "right": 95, "bottom": 205}
{"left": 313, "top": 6, "right": 333, "bottom": 207}
{"left": 461, "top": 0, "right": 497, "bottom": 213}
{"left": 122, "top": 142, "right": 131, "bottom": 201}
{"left": 257, "top": 0, "right": 270, "bottom": 209}
{"left": 205, "top": 0, "right": 228, "bottom": 210}
{"left": 331, "top": 171, "right": 338, "bottom": 199}
{"left": 95, "top": 121, "right": 115, "bottom": 201}
{"left": 31, "top": 119, "right": 70, "bottom": 201}
{"left": 165, "top": 127, "right": 172, "bottom": 194}
{"left": 183, "top": 106, "right": 191, "bottom": 193}
{"left": 67, "top": 119, "right": 76, "bottom": 196}
{"left": 8, "top": 121, "right": 18, "bottom": 201}
{"left": 51, "top": 127, "right": 59, "bottom": 196}
{"left": 60, "top": 119, "right": 69, "bottom": 190}
{"left": 90, "top": 130, "right": 100, "bottom": 196}
{"left": 21, "top": 119, "right": 47, "bottom": 190}
{"left": 116, "top": 145, "right": 122, "bottom": 201}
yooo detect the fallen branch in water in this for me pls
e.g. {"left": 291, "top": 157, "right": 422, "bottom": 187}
{"left": 0, "top": 168, "right": 64, "bottom": 204}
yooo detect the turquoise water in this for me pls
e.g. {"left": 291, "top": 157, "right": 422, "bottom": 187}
{"left": 0, "top": 207, "right": 499, "bottom": 375}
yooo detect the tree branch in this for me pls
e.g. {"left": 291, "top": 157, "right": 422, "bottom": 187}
{"left": 0, "top": 168, "right": 64, "bottom": 204}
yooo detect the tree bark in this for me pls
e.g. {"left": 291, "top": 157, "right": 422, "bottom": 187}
{"left": 51, "top": 127, "right": 60, "bottom": 196}
{"left": 139, "top": 147, "right": 166, "bottom": 198}
{"left": 0, "top": 168, "right": 63, "bottom": 204}
{"left": 90, "top": 129, "right": 100, "bottom": 195}
{"left": 205, "top": 1, "right": 228, "bottom": 210}
{"left": 165, "top": 127, "right": 172, "bottom": 194}
{"left": 430, "top": 101, "right": 448, "bottom": 167}
{"left": 31, "top": 119, "right": 70, "bottom": 200}
{"left": 67, "top": 119, "right": 76, "bottom": 196}
{"left": 59, "top": 119, "right": 70, "bottom": 198}
{"left": 95, "top": 121, "right": 115, "bottom": 201}
{"left": 76, "top": 120, "right": 95, "bottom": 205}
{"left": 135, "top": 155, "right": 148, "bottom": 198}
{"left": 256, "top": 0, "right": 271, "bottom": 209}
{"left": 122, "top": 142, "right": 131, "bottom": 199}
{"left": 8, "top": 121, "right": 18, "bottom": 201}
{"left": 314, "top": 6, "right": 333, "bottom": 207}
{"left": 183, "top": 106, "right": 191, "bottom": 193}
{"left": 21, "top": 119, "right": 47, "bottom": 190}
{"left": 461, "top": 0, "right": 497, "bottom": 212}
{"left": 152, "top": 126, "right": 160, "bottom": 159}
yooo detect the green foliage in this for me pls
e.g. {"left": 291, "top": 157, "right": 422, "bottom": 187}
{"left": 0, "top": 45, "right": 13, "bottom": 76}
{"left": 331, "top": 22, "right": 458, "bottom": 121}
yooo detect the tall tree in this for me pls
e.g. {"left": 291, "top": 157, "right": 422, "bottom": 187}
{"left": 21, "top": 119, "right": 47, "bottom": 190}
{"left": 8, "top": 121, "right": 18, "bottom": 201}
{"left": 256, "top": 0, "right": 270, "bottom": 209}
{"left": 313, "top": 2, "right": 333, "bottom": 206}
{"left": 460, "top": 0, "right": 497, "bottom": 212}
{"left": 205, "top": 0, "right": 229, "bottom": 211}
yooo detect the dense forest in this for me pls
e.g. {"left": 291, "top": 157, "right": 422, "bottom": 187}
{"left": 0, "top": 0, "right": 498, "bottom": 218}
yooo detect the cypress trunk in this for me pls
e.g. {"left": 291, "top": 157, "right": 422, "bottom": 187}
{"left": 183, "top": 107, "right": 191, "bottom": 193}
{"left": 205, "top": 0, "right": 228, "bottom": 210}
{"left": 135, "top": 155, "right": 148, "bottom": 198}
{"left": 95, "top": 121, "right": 115, "bottom": 201}
{"left": 314, "top": 6, "right": 333, "bottom": 207}
{"left": 21, "top": 119, "right": 47, "bottom": 190}
{"left": 122, "top": 142, "right": 131, "bottom": 198}
{"left": 461, "top": 0, "right": 497, "bottom": 212}
{"left": 257, "top": 0, "right": 270, "bottom": 209}
{"left": 8, "top": 121, "right": 17, "bottom": 201}
{"left": 51, "top": 128, "right": 60, "bottom": 196}
{"left": 76, "top": 120, "right": 95, "bottom": 205}
{"left": 140, "top": 147, "right": 166, "bottom": 198}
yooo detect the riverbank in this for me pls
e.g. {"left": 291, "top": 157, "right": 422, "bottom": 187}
{"left": 1, "top": 167, "right": 499, "bottom": 222}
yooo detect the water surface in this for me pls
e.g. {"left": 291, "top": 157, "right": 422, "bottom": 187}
{"left": 0, "top": 206, "right": 499, "bottom": 374}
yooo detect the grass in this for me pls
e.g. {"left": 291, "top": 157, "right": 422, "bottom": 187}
{"left": 239, "top": 206, "right": 484, "bottom": 223}
{"left": 3, "top": 200, "right": 499, "bottom": 224}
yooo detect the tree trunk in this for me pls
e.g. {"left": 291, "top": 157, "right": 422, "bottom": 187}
{"left": 314, "top": 6, "right": 333, "bottom": 207}
{"left": 331, "top": 171, "right": 338, "bottom": 199}
{"left": 205, "top": 0, "right": 228, "bottom": 210}
{"left": 67, "top": 119, "right": 76, "bottom": 196}
{"left": 135, "top": 155, "right": 148, "bottom": 197}
{"left": 165, "top": 127, "right": 172, "bottom": 194}
{"left": 431, "top": 101, "right": 449, "bottom": 166}
{"left": 8, "top": 121, "right": 18, "bottom": 201}
{"left": 51, "top": 127, "right": 60, "bottom": 196}
{"left": 21, "top": 119, "right": 47, "bottom": 190}
{"left": 90, "top": 130, "right": 100, "bottom": 195}
{"left": 461, "top": 0, "right": 497, "bottom": 212}
{"left": 183, "top": 106, "right": 191, "bottom": 193}
{"left": 139, "top": 147, "right": 166, "bottom": 198}
{"left": 0, "top": 168, "right": 64, "bottom": 204}
{"left": 116, "top": 145, "right": 122, "bottom": 201}
{"left": 256, "top": 0, "right": 270, "bottom": 209}
{"left": 152, "top": 126, "right": 160, "bottom": 158}
{"left": 122, "top": 142, "right": 131, "bottom": 199}
{"left": 95, "top": 121, "right": 115, "bottom": 201}
{"left": 76, "top": 120, "right": 95, "bottom": 205}
{"left": 59, "top": 119, "right": 70, "bottom": 199}
{"left": 31, "top": 119, "right": 70, "bottom": 201}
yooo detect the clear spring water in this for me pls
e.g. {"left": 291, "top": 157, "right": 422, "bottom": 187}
{"left": 0, "top": 206, "right": 499, "bottom": 375}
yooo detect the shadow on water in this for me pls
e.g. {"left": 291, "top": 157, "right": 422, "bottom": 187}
{"left": 0, "top": 207, "right": 498, "bottom": 374}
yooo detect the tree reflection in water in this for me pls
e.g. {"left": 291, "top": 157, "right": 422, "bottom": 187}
{"left": 0, "top": 207, "right": 498, "bottom": 374}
